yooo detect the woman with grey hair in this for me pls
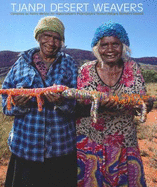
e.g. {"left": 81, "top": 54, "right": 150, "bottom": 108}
{"left": 77, "top": 21, "right": 150, "bottom": 186}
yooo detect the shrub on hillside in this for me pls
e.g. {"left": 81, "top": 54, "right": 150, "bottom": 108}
{"left": 141, "top": 69, "right": 157, "bottom": 83}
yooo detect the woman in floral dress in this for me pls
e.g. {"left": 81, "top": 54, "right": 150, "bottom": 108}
{"left": 77, "top": 22, "right": 152, "bottom": 187}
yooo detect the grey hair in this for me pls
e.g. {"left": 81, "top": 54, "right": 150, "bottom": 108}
{"left": 92, "top": 41, "right": 103, "bottom": 65}
{"left": 122, "top": 43, "right": 131, "bottom": 61}
{"left": 92, "top": 41, "right": 131, "bottom": 68}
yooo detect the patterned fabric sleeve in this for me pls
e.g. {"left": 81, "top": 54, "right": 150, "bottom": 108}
{"left": 133, "top": 62, "right": 147, "bottom": 95}
{"left": 77, "top": 62, "right": 96, "bottom": 105}
{"left": 77, "top": 64, "right": 90, "bottom": 93}
{"left": 2, "top": 64, "right": 30, "bottom": 116}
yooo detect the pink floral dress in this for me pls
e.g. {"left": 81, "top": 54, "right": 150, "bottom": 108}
{"left": 77, "top": 60, "right": 147, "bottom": 187}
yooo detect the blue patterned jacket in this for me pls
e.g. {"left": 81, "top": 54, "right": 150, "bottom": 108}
{"left": 2, "top": 48, "right": 78, "bottom": 162}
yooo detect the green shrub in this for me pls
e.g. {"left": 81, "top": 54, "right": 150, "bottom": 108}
{"left": 141, "top": 69, "right": 157, "bottom": 83}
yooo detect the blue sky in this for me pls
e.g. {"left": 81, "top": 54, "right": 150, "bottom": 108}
{"left": 0, "top": 0, "right": 157, "bottom": 58}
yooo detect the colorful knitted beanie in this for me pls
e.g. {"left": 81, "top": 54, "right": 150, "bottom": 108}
{"left": 34, "top": 16, "right": 65, "bottom": 41}
{"left": 91, "top": 21, "right": 130, "bottom": 47}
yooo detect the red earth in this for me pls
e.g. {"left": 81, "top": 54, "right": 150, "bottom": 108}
{"left": 138, "top": 110, "right": 157, "bottom": 187}
{"left": 0, "top": 110, "right": 157, "bottom": 187}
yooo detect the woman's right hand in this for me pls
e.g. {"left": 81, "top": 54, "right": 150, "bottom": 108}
{"left": 100, "top": 97, "right": 118, "bottom": 112}
{"left": 101, "top": 97, "right": 117, "bottom": 108}
{"left": 12, "top": 95, "right": 32, "bottom": 107}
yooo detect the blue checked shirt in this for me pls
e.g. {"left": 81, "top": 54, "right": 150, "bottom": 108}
{"left": 2, "top": 48, "right": 78, "bottom": 162}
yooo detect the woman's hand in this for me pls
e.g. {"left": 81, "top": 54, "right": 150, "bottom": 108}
{"left": 100, "top": 98, "right": 118, "bottom": 112}
{"left": 145, "top": 98, "right": 154, "bottom": 113}
{"left": 44, "top": 91, "right": 64, "bottom": 104}
{"left": 134, "top": 97, "right": 154, "bottom": 115}
{"left": 102, "top": 98, "right": 117, "bottom": 108}
{"left": 12, "top": 95, "right": 32, "bottom": 107}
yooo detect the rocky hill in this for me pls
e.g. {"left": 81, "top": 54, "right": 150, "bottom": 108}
{"left": 0, "top": 51, "right": 19, "bottom": 77}
{"left": 0, "top": 49, "right": 157, "bottom": 77}
{"left": 132, "top": 57, "right": 157, "bottom": 65}
{"left": 0, "top": 51, "right": 19, "bottom": 67}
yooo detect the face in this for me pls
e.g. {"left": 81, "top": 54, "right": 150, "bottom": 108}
{"left": 98, "top": 36, "right": 123, "bottom": 65}
{"left": 38, "top": 31, "right": 62, "bottom": 58}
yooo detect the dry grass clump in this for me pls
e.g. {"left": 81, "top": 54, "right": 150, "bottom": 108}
{"left": 0, "top": 96, "right": 13, "bottom": 160}
{"left": 0, "top": 114, "right": 13, "bottom": 160}
{"left": 0, "top": 95, "right": 13, "bottom": 186}
{"left": 140, "top": 150, "right": 149, "bottom": 157}
{"left": 149, "top": 148, "right": 157, "bottom": 168}
{"left": 150, "top": 157, "right": 157, "bottom": 169}
{"left": 137, "top": 121, "right": 157, "bottom": 141}
{"left": 146, "top": 83, "right": 157, "bottom": 108}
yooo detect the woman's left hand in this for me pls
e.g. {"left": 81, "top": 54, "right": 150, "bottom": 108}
{"left": 12, "top": 95, "right": 32, "bottom": 107}
{"left": 145, "top": 98, "right": 154, "bottom": 113}
{"left": 134, "top": 97, "right": 154, "bottom": 114}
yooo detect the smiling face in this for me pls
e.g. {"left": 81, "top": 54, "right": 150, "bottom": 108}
{"left": 98, "top": 36, "right": 123, "bottom": 66}
{"left": 38, "top": 31, "right": 62, "bottom": 58}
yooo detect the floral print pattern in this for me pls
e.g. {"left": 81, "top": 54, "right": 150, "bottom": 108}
{"left": 77, "top": 60, "right": 147, "bottom": 186}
